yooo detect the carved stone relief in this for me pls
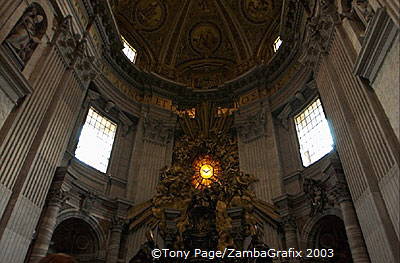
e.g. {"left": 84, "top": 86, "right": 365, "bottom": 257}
{"left": 80, "top": 192, "right": 96, "bottom": 214}
{"left": 3, "top": 3, "right": 47, "bottom": 67}
{"left": 300, "top": 0, "right": 338, "bottom": 68}
{"left": 303, "top": 178, "right": 333, "bottom": 217}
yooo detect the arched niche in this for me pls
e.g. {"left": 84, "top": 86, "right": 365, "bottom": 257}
{"left": 49, "top": 216, "right": 102, "bottom": 262}
{"left": 303, "top": 211, "right": 353, "bottom": 263}
{"left": 2, "top": 2, "right": 48, "bottom": 69}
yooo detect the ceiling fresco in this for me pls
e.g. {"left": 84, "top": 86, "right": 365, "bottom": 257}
{"left": 112, "top": 0, "right": 282, "bottom": 88}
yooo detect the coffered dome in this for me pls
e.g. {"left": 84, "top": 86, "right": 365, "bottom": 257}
{"left": 112, "top": 0, "right": 283, "bottom": 88}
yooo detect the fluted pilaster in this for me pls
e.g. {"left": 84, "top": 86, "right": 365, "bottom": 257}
{"left": 235, "top": 101, "right": 283, "bottom": 202}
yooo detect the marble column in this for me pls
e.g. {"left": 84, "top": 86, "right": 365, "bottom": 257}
{"left": 29, "top": 189, "right": 68, "bottom": 263}
{"left": 106, "top": 217, "right": 124, "bottom": 263}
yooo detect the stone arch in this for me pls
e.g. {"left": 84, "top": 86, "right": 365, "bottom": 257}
{"left": 301, "top": 209, "right": 353, "bottom": 262}
{"left": 56, "top": 209, "right": 106, "bottom": 250}
{"left": 301, "top": 208, "right": 342, "bottom": 248}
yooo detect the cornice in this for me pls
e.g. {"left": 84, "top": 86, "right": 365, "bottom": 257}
{"left": 354, "top": 8, "right": 399, "bottom": 83}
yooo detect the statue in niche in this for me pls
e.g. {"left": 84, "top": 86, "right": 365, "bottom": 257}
{"left": 4, "top": 4, "right": 47, "bottom": 65}
{"left": 303, "top": 178, "right": 332, "bottom": 217}
{"left": 352, "top": 0, "right": 374, "bottom": 27}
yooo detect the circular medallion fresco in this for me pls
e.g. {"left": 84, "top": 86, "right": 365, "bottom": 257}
{"left": 242, "top": 0, "right": 272, "bottom": 23}
{"left": 134, "top": 0, "right": 166, "bottom": 31}
{"left": 190, "top": 22, "right": 221, "bottom": 55}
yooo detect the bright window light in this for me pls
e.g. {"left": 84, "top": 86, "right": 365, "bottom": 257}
{"left": 294, "top": 98, "right": 334, "bottom": 167}
{"left": 75, "top": 107, "right": 117, "bottom": 173}
{"left": 273, "top": 36, "right": 283, "bottom": 52}
{"left": 122, "top": 36, "right": 137, "bottom": 63}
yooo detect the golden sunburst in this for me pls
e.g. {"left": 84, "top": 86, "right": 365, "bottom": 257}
{"left": 192, "top": 155, "right": 221, "bottom": 189}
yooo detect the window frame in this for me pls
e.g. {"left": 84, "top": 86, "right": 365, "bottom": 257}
{"left": 293, "top": 97, "right": 335, "bottom": 168}
{"left": 273, "top": 36, "right": 283, "bottom": 53}
{"left": 73, "top": 105, "right": 119, "bottom": 174}
{"left": 121, "top": 35, "right": 137, "bottom": 63}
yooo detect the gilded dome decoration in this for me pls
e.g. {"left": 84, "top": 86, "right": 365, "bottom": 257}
{"left": 189, "top": 22, "right": 221, "bottom": 56}
{"left": 113, "top": 0, "right": 282, "bottom": 88}
{"left": 134, "top": 0, "right": 166, "bottom": 31}
{"left": 241, "top": 0, "right": 273, "bottom": 23}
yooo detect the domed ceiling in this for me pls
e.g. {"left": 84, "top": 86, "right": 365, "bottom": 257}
{"left": 112, "top": 0, "right": 282, "bottom": 88}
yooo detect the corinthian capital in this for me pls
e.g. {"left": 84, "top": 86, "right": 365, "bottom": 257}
{"left": 281, "top": 215, "right": 297, "bottom": 229}
{"left": 111, "top": 216, "right": 126, "bottom": 232}
{"left": 47, "top": 189, "right": 69, "bottom": 207}
{"left": 330, "top": 180, "right": 352, "bottom": 203}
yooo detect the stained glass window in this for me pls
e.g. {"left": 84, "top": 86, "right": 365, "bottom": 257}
{"left": 294, "top": 98, "right": 334, "bottom": 167}
{"left": 75, "top": 107, "right": 117, "bottom": 173}
{"left": 122, "top": 36, "right": 137, "bottom": 63}
{"left": 273, "top": 36, "right": 283, "bottom": 52}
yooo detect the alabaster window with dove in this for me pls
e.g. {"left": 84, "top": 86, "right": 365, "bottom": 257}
{"left": 193, "top": 155, "right": 221, "bottom": 189}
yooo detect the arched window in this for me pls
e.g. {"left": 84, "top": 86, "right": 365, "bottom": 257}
{"left": 122, "top": 36, "right": 137, "bottom": 63}
{"left": 2, "top": 3, "right": 47, "bottom": 69}
{"left": 294, "top": 98, "right": 334, "bottom": 167}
